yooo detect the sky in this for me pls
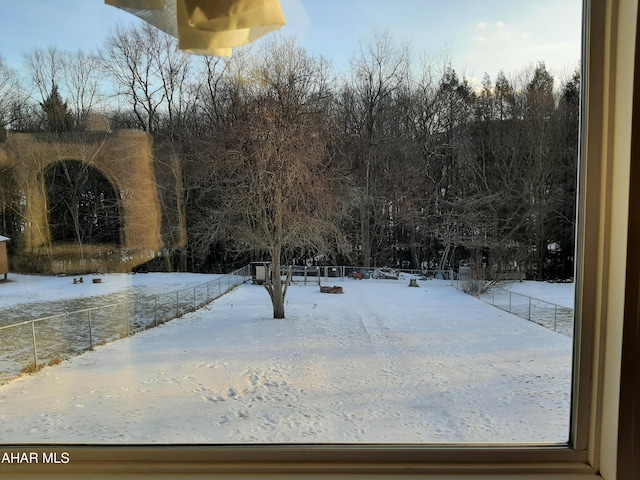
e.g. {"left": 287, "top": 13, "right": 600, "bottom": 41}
{"left": 0, "top": 0, "right": 583, "bottom": 86}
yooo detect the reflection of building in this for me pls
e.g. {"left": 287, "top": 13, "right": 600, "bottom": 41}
{"left": 0, "top": 235, "right": 9, "bottom": 280}
{"left": 0, "top": 131, "right": 185, "bottom": 274}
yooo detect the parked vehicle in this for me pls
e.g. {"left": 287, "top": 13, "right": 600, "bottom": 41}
{"left": 372, "top": 267, "right": 400, "bottom": 280}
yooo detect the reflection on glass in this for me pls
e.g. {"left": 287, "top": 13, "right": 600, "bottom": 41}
{"left": 0, "top": 0, "right": 581, "bottom": 444}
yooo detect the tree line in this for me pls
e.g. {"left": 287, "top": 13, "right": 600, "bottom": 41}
{"left": 0, "top": 24, "right": 579, "bottom": 286}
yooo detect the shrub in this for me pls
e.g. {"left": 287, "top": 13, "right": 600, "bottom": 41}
{"left": 461, "top": 277, "right": 494, "bottom": 296}
{"left": 47, "top": 357, "right": 64, "bottom": 367}
{"left": 20, "top": 361, "right": 43, "bottom": 376}
{"left": 460, "top": 260, "right": 495, "bottom": 296}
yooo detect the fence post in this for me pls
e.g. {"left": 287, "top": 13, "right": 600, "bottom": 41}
{"left": 154, "top": 295, "right": 158, "bottom": 326}
{"left": 193, "top": 286, "right": 197, "bottom": 311}
{"left": 121, "top": 303, "right": 126, "bottom": 336}
{"left": 88, "top": 310, "right": 94, "bottom": 349}
{"left": 528, "top": 297, "right": 532, "bottom": 321}
{"left": 176, "top": 291, "right": 179, "bottom": 318}
{"left": 31, "top": 321, "right": 38, "bottom": 369}
{"left": 509, "top": 292, "right": 512, "bottom": 313}
{"left": 113, "top": 304, "right": 118, "bottom": 335}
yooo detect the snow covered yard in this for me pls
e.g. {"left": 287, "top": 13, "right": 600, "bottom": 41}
{"left": 0, "top": 272, "right": 243, "bottom": 383}
{"left": 0, "top": 272, "right": 226, "bottom": 327}
{"left": 476, "top": 281, "right": 575, "bottom": 337}
{"left": 506, "top": 281, "right": 575, "bottom": 308}
{"left": 0, "top": 277, "right": 573, "bottom": 444}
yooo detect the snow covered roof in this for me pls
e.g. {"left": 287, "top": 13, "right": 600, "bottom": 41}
{"left": 0, "top": 235, "right": 9, "bottom": 242}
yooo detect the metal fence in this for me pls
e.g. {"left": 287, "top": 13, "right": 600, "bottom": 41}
{"left": 480, "top": 288, "right": 574, "bottom": 337}
{"left": 452, "top": 277, "right": 574, "bottom": 337}
{"left": 278, "top": 266, "right": 573, "bottom": 337}
{"left": 287, "top": 265, "right": 454, "bottom": 284}
{"left": 0, "top": 266, "right": 250, "bottom": 384}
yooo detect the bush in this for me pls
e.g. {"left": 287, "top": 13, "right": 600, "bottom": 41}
{"left": 20, "top": 361, "right": 43, "bottom": 376}
{"left": 47, "top": 356, "right": 64, "bottom": 367}
{"left": 460, "top": 260, "right": 495, "bottom": 296}
{"left": 461, "top": 277, "right": 493, "bottom": 296}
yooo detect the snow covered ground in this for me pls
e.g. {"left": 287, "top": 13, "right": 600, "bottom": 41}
{"left": 476, "top": 281, "right": 575, "bottom": 337}
{"left": 0, "top": 275, "right": 574, "bottom": 445}
{"left": 505, "top": 281, "right": 575, "bottom": 309}
{"left": 0, "top": 272, "right": 226, "bottom": 327}
{"left": 1, "top": 272, "right": 223, "bottom": 308}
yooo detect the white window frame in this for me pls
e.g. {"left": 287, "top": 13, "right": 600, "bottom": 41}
{"left": 3, "top": 0, "right": 637, "bottom": 478}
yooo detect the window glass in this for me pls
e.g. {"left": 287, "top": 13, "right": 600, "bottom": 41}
{"left": 0, "top": 0, "right": 582, "bottom": 445}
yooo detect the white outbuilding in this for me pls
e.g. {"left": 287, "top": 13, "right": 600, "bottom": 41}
{"left": 0, "top": 235, "right": 9, "bottom": 281}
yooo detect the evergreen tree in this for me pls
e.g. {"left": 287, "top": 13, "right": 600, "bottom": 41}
{"left": 40, "top": 83, "right": 74, "bottom": 132}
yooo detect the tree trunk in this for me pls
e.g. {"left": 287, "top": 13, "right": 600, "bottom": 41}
{"left": 361, "top": 209, "right": 372, "bottom": 267}
{"left": 409, "top": 227, "right": 420, "bottom": 270}
{"left": 269, "top": 254, "right": 286, "bottom": 319}
{"left": 439, "top": 243, "right": 452, "bottom": 271}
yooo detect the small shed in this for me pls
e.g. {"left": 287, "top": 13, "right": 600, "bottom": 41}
{"left": 250, "top": 261, "right": 271, "bottom": 285}
{"left": 0, "top": 235, "right": 9, "bottom": 281}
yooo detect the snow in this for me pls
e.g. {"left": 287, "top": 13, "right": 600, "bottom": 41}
{"left": 1, "top": 272, "right": 223, "bottom": 309}
{"left": 505, "top": 281, "right": 575, "bottom": 309}
{"left": 0, "top": 274, "right": 574, "bottom": 444}
{"left": 475, "top": 281, "right": 576, "bottom": 337}
{"left": 0, "top": 272, "right": 225, "bottom": 328}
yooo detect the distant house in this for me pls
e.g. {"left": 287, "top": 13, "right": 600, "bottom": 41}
{"left": 0, "top": 235, "right": 9, "bottom": 281}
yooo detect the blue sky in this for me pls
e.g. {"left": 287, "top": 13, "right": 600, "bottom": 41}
{"left": 0, "top": 0, "right": 582, "bottom": 85}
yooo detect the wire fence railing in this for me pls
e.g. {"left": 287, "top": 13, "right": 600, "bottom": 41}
{"left": 481, "top": 288, "right": 574, "bottom": 337}
{"left": 284, "top": 264, "right": 576, "bottom": 338}
{"left": 0, "top": 266, "right": 250, "bottom": 384}
{"left": 285, "top": 265, "right": 455, "bottom": 284}
{"left": 452, "top": 276, "right": 574, "bottom": 338}
{"left": 1, "top": 263, "right": 572, "bottom": 384}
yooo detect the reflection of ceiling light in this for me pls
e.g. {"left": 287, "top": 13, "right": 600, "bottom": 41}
{"left": 105, "top": 0, "right": 286, "bottom": 56}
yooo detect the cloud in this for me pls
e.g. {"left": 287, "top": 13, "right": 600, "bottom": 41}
{"left": 526, "top": 42, "right": 578, "bottom": 54}
{"left": 474, "top": 20, "right": 513, "bottom": 44}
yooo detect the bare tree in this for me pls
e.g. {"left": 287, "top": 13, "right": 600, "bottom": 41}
{"left": 416, "top": 65, "right": 480, "bottom": 270}
{"left": 189, "top": 38, "right": 347, "bottom": 318}
{"left": 20, "top": 46, "right": 65, "bottom": 130}
{"left": 21, "top": 47, "right": 103, "bottom": 132}
{"left": 0, "top": 56, "right": 23, "bottom": 129}
{"left": 151, "top": 30, "right": 194, "bottom": 137}
{"left": 61, "top": 50, "right": 103, "bottom": 131}
{"left": 339, "top": 30, "right": 411, "bottom": 267}
{"left": 520, "top": 62, "right": 562, "bottom": 279}
{"left": 101, "top": 23, "right": 192, "bottom": 134}
{"left": 23, "top": 46, "right": 62, "bottom": 104}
